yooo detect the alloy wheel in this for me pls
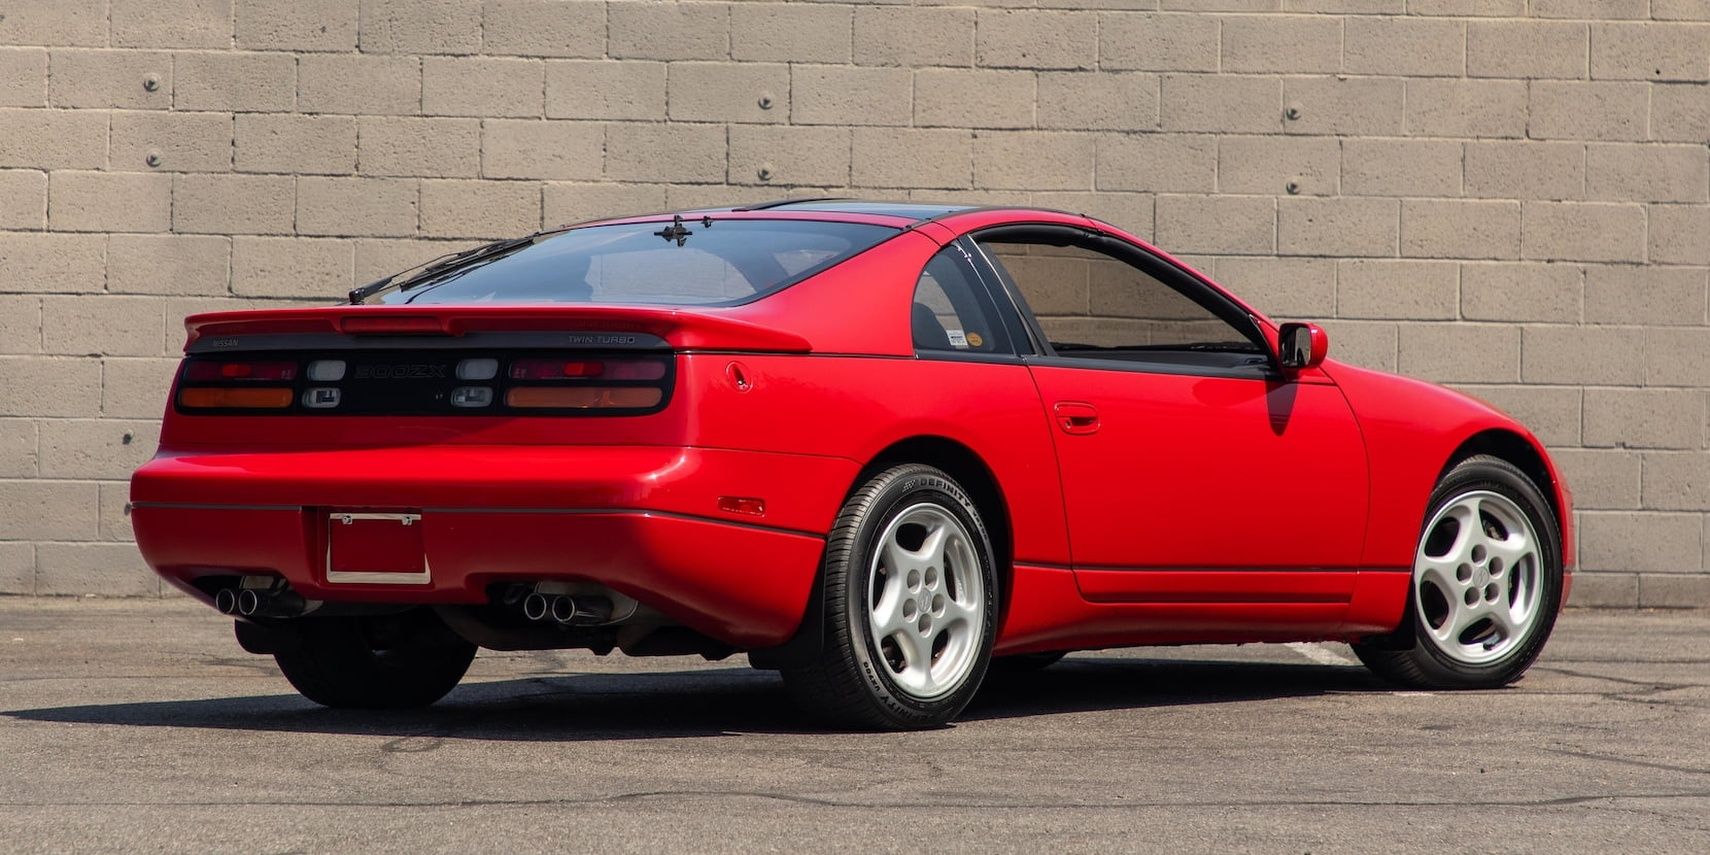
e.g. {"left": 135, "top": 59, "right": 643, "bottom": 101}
{"left": 866, "top": 502, "right": 985, "bottom": 700}
{"left": 1413, "top": 490, "right": 1544, "bottom": 665}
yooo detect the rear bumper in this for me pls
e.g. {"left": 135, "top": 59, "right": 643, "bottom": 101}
{"left": 131, "top": 445, "right": 852, "bottom": 648}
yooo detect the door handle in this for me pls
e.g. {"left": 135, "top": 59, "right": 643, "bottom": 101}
{"left": 1053, "top": 402, "right": 1100, "bottom": 435}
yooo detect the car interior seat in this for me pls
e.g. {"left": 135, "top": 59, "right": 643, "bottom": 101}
{"left": 911, "top": 302, "right": 953, "bottom": 350}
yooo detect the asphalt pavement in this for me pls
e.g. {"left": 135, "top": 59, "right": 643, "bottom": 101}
{"left": 1, "top": 598, "right": 1706, "bottom": 853}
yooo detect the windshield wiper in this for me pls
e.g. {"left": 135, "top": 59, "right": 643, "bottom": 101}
{"left": 654, "top": 213, "right": 714, "bottom": 247}
{"left": 347, "top": 233, "right": 546, "bottom": 304}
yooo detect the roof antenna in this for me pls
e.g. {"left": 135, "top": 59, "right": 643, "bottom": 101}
{"left": 655, "top": 214, "right": 693, "bottom": 246}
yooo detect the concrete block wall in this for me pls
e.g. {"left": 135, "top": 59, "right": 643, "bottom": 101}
{"left": 0, "top": 0, "right": 1706, "bottom": 604}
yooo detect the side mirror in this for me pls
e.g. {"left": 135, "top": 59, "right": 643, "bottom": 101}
{"left": 1278, "top": 322, "right": 1329, "bottom": 371}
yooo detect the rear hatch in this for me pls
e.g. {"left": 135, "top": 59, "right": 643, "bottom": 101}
{"left": 159, "top": 306, "right": 808, "bottom": 450}
{"left": 158, "top": 215, "right": 903, "bottom": 449}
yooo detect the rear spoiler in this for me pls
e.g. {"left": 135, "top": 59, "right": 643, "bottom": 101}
{"left": 182, "top": 306, "right": 813, "bottom": 354}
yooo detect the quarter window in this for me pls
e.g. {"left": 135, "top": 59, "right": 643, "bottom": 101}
{"left": 911, "top": 246, "right": 1010, "bottom": 355}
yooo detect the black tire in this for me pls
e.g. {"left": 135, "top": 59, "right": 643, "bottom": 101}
{"left": 782, "top": 464, "right": 999, "bottom": 730}
{"left": 272, "top": 610, "right": 477, "bottom": 709}
{"left": 992, "top": 651, "right": 1067, "bottom": 673}
{"left": 1353, "top": 454, "right": 1563, "bottom": 690}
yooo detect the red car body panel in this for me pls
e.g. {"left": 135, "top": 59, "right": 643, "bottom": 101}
{"left": 131, "top": 204, "right": 1573, "bottom": 656}
{"left": 1324, "top": 362, "right": 1575, "bottom": 582}
{"left": 135, "top": 505, "right": 823, "bottom": 647}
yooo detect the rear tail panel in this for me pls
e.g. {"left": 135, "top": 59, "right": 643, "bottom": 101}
{"left": 160, "top": 306, "right": 803, "bottom": 450}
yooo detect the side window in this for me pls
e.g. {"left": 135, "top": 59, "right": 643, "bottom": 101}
{"left": 975, "top": 237, "right": 1266, "bottom": 368}
{"left": 911, "top": 246, "right": 1010, "bottom": 355}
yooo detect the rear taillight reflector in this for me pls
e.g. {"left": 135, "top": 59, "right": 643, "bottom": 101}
{"left": 302, "top": 388, "right": 342, "bottom": 408}
{"left": 505, "top": 387, "right": 663, "bottom": 409}
{"left": 717, "top": 496, "right": 766, "bottom": 517}
{"left": 307, "top": 360, "right": 346, "bottom": 381}
{"left": 179, "top": 387, "right": 294, "bottom": 409}
{"left": 456, "top": 358, "right": 498, "bottom": 380}
{"left": 508, "top": 358, "right": 667, "bottom": 381}
{"left": 184, "top": 360, "right": 298, "bottom": 382}
{"left": 451, "top": 386, "right": 494, "bottom": 408}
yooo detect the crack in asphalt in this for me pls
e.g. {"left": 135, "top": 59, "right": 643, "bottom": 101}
{"left": 5, "top": 789, "right": 1710, "bottom": 812}
{"left": 1544, "top": 747, "right": 1710, "bottom": 778}
{"left": 1545, "top": 658, "right": 1710, "bottom": 665}
{"left": 1532, "top": 665, "right": 1699, "bottom": 690}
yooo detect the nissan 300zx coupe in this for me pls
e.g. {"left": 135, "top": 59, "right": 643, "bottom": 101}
{"left": 130, "top": 200, "right": 1572, "bottom": 729}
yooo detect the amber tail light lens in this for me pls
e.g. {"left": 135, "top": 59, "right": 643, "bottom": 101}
{"left": 505, "top": 387, "right": 663, "bottom": 409}
{"left": 179, "top": 387, "right": 294, "bottom": 409}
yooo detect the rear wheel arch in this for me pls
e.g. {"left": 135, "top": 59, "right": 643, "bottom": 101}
{"left": 750, "top": 435, "right": 1013, "bottom": 671}
{"left": 858, "top": 436, "right": 1014, "bottom": 611}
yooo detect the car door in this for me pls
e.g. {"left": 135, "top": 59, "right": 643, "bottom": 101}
{"left": 967, "top": 226, "right": 1370, "bottom": 608}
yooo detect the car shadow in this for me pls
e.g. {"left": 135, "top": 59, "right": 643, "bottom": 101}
{"left": 966, "top": 656, "right": 1383, "bottom": 721}
{"left": 1, "top": 656, "right": 1385, "bottom": 741}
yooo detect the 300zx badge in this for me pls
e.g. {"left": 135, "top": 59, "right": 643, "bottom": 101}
{"left": 352, "top": 364, "right": 449, "bottom": 380}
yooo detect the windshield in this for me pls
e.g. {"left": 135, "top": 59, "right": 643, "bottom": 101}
{"left": 362, "top": 219, "right": 899, "bottom": 306}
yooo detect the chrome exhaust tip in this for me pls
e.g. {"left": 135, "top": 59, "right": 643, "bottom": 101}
{"left": 522, "top": 592, "right": 550, "bottom": 622}
{"left": 236, "top": 588, "right": 262, "bottom": 617}
{"left": 213, "top": 588, "right": 239, "bottom": 615}
{"left": 549, "top": 595, "right": 577, "bottom": 624}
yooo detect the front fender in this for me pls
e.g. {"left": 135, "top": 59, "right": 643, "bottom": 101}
{"left": 1325, "top": 361, "right": 1572, "bottom": 573}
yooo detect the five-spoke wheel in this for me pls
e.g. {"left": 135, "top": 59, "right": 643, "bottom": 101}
{"left": 867, "top": 503, "right": 985, "bottom": 700}
{"left": 1354, "top": 454, "right": 1563, "bottom": 689}
{"left": 782, "top": 464, "right": 998, "bottom": 729}
{"left": 1413, "top": 490, "right": 1543, "bottom": 665}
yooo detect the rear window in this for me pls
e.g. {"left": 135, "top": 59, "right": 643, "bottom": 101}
{"left": 366, "top": 219, "right": 898, "bottom": 306}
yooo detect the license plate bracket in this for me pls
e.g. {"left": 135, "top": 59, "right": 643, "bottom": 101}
{"left": 325, "top": 512, "right": 431, "bottom": 585}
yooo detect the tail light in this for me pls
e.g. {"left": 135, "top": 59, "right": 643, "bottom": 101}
{"left": 504, "top": 355, "right": 671, "bottom": 411}
{"left": 176, "top": 352, "right": 672, "bottom": 415}
{"left": 508, "top": 358, "right": 667, "bottom": 381}
{"left": 506, "top": 387, "right": 664, "bottom": 409}
{"left": 179, "top": 359, "right": 300, "bottom": 410}
{"left": 183, "top": 360, "right": 297, "bottom": 382}
{"left": 178, "top": 387, "right": 293, "bottom": 409}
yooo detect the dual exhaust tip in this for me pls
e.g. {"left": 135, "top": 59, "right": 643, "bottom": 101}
{"left": 521, "top": 592, "right": 613, "bottom": 626}
{"left": 217, "top": 584, "right": 609, "bottom": 625}
{"left": 214, "top": 587, "right": 302, "bottom": 618}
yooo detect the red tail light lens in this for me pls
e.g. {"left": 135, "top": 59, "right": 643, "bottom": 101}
{"left": 183, "top": 360, "right": 298, "bottom": 382}
{"left": 508, "top": 358, "right": 667, "bottom": 381}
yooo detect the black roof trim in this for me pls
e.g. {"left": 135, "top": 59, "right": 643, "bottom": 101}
{"left": 913, "top": 203, "right": 1092, "bottom": 231}
{"left": 731, "top": 196, "right": 855, "bottom": 212}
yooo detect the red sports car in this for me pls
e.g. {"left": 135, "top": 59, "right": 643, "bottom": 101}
{"left": 131, "top": 200, "right": 1572, "bottom": 729}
